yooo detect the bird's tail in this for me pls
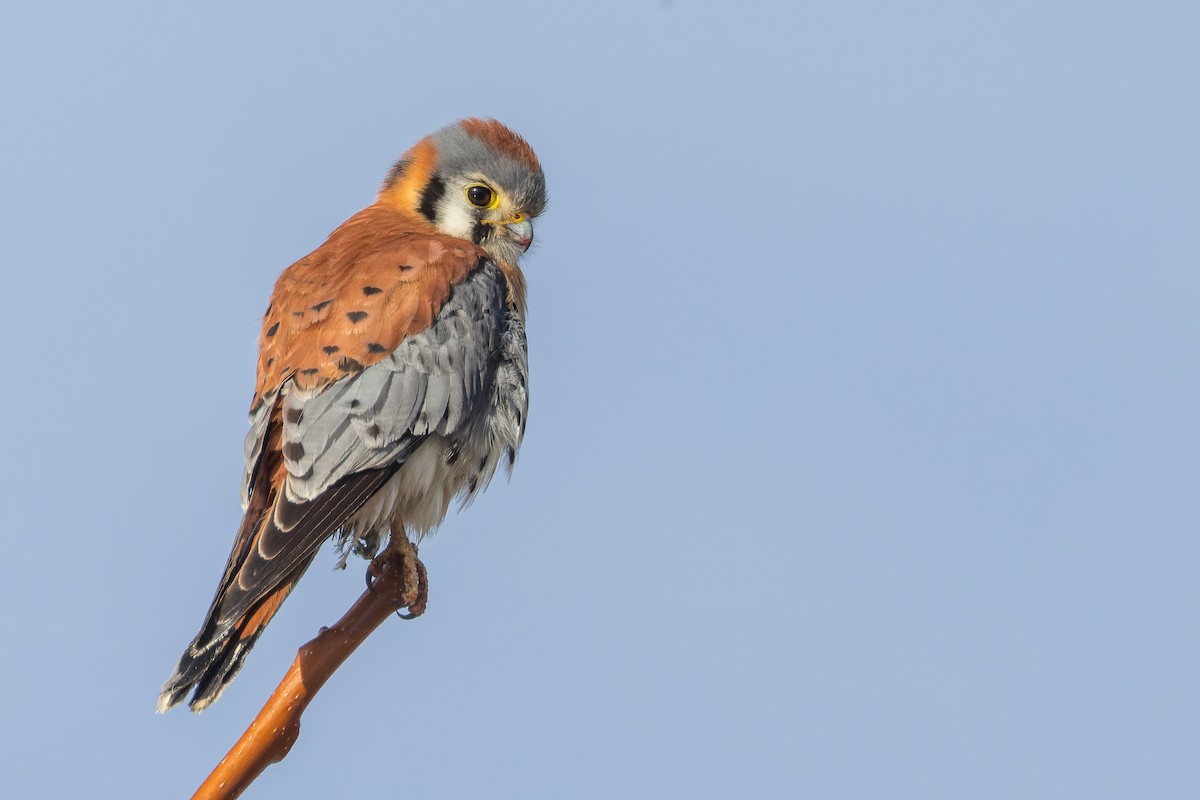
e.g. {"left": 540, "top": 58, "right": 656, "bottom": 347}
{"left": 156, "top": 557, "right": 313, "bottom": 713}
{"left": 157, "top": 401, "right": 399, "bottom": 713}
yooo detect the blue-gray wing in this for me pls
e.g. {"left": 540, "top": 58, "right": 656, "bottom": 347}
{"left": 268, "top": 261, "right": 516, "bottom": 504}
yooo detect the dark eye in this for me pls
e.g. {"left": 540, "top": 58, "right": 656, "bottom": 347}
{"left": 467, "top": 185, "right": 494, "bottom": 207}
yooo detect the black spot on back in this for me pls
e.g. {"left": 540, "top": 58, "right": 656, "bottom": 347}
{"left": 337, "top": 356, "right": 363, "bottom": 372}
{"left": 362, "top": 286, "right": 383, "bottom": 296}
{"left": 346, "top": 311, "right": 369, "bottom": 324}
{"left": 265, "top": 322, "right": 279, "bottom": 337}
{"left": 312, "top": 299, "right": 333, "bottom": 313}
{"left": 323, "top": 345, "right": 340, "bottom": 355}
{"left": 367, "top": 342, "right": 387, "bottom": 354}
{"left": 283, "top": 441, "right": 305, "bottom": 461}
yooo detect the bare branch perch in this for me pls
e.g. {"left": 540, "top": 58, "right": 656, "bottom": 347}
{"left": 191, "top": 541, "right": 426, "bottom": 800}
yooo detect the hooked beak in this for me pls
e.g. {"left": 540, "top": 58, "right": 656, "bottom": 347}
{"left": 503, "top": 217, "right": 534, "bottom": 251}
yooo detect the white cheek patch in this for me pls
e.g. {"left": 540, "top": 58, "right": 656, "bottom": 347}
{"left": 436, "top": 193, "right": 478, "bottom": 240}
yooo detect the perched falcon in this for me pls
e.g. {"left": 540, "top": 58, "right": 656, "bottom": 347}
{"left": 158, "top": 119, "right": 546, "bottom": 713}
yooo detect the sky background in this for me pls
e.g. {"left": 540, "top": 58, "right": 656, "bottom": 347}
{"left": 0, "top": 1, "right": 1197, "bottom": 797}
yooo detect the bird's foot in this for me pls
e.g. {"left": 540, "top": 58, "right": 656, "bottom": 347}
{"left": 397, "top": 558, "right": 428, "bottom": 620}
{"left": 365, "top": 537, "right": 427, "bottom": 619}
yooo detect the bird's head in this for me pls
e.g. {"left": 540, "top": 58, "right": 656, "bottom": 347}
{"left": 379, "top": 118, "right": 546, "bottom": 266}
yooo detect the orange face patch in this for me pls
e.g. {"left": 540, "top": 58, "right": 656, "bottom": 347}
{"left": 377, "top": 137, "right": 440, "bottom": 214}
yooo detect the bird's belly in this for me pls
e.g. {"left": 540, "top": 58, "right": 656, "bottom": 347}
{"left": 350, "top": 435, "right": 465, "bottom": 538}
{"left": 337, "top": 425, "right": 509, "bottom": 564}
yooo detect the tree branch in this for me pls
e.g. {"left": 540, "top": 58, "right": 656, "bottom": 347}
{"left": 191, "top": 541, "right": 426, "bottom": 800}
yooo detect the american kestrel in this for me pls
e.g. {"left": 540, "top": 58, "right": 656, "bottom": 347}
{"left": 158, "top": 119, "right": 546, "bottom": 713}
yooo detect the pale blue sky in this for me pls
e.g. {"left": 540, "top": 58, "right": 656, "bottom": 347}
{"left": 1, "top": 2, "right": 1196, "bottom": 797}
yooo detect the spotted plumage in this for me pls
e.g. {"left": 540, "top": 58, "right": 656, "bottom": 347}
{"left": 159, "top": 119, "right": 546, "bottom": 713}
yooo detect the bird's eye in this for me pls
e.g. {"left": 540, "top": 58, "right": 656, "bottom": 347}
{"left": 466, "top": 185, "right": 494, "bottom": 208}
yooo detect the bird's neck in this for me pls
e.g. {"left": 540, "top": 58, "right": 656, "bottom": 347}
{"left": 497, "top": 259, "right": 527, "bottom": 319}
